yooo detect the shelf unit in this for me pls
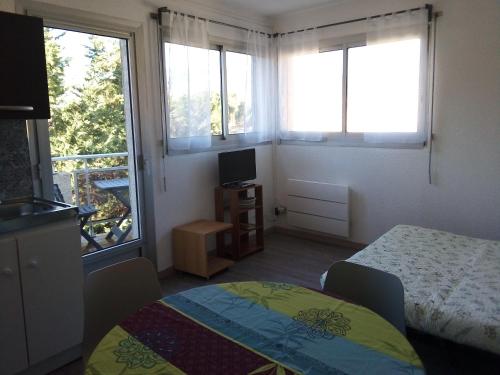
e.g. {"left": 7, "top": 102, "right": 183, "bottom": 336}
{"left": 215, "top": 184, "right": 264, "bottom": 260}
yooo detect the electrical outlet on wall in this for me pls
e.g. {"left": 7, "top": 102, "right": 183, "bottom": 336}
{"left": 274, "top": 206, "right": 287, "bottom": 216}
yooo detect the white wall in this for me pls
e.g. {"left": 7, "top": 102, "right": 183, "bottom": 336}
{"left": 273, "top": 0, "right": 500, "bottom": 243}
{"left": 14, "top": 0, "right": 275, "bottom": 272}
{"left": 0, "top": 0, "right": 15, "bottom": 11}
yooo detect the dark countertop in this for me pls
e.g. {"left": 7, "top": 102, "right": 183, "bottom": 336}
{"left": 0, "top": 196, "right": 78, "bottom": 235}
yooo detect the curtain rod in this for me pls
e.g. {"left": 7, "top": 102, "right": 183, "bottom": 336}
{"left": 275, "top": 4, "right": 433, "bottom": 37}
{"left": 151, "top": 4, "right": 434, "bottom": 39}
{"left": 151, "top": 7, "right": 272, "bottom": 37}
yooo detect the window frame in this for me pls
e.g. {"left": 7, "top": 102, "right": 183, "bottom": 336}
{"left": 282, "top": 34, "right": 427, "bottom": 149}
{"left": 164, "top": 38, "right": 258, "bottom": 152}
{"left": 213, "top": 42, "right": 256, "bottom": 146}
{"left": 19, "top": 3, "right": 157, "bottom": 270}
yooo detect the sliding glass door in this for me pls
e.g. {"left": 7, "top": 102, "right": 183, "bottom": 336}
{"left": 34, "top": 25, "right": 143, "bottom": 257}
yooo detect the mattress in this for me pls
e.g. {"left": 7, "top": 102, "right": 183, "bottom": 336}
{"left": 320, "top": 225, "right": 500, "bottom": 354}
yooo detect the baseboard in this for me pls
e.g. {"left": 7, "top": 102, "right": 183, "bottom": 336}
{"left": 157, "top": 266, "right": 175, "bottom": 279}
{"left": 273, "top": 225, "right": 366, "bottom": 251}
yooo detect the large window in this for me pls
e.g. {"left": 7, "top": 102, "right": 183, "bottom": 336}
{"left": 298, "top": 37, "right": 425, "bottom": 143}
{"left": 280, "top": 16, "right": 428, "bottom": 147}
{"left": 164, "top": 43, "right": 252, "bottom": 141}
{"left": 164, "top": 10, "right": 428, "bottom": 149}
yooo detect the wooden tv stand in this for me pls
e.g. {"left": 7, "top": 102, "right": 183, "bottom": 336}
{"left": 214, "top": 184, "right": 264, "bottom": 260}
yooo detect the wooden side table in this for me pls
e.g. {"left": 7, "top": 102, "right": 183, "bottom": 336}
{"left": 172, "top": 220, "right": 234, "bottom": 279}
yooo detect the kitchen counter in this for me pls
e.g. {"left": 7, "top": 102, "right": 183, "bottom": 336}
{"left": 0, "top": 196, "right": 78, "bottom": 235}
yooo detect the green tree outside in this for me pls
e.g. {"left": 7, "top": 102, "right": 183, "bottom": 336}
{"left": 44, "top": 29, "right": 129, "bottom": 233}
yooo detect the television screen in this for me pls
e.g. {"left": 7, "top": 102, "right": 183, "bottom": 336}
{"left": 218, "top": 149, "right": 256, "bottom": 186}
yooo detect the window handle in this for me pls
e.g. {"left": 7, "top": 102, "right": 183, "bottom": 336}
{"left": 0, "top": 105, "right": 34, "bottom": 111}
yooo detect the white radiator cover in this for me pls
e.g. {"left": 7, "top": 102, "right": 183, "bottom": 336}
{"left": 286, "top": 179, "right": 349, "bottom": 237}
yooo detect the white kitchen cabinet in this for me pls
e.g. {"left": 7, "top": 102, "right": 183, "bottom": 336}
{"left": 0, "top": 218, "right": 83, "bottom": 374}
{"left": 0, "top": 238, "right": 29, "bottom": 375}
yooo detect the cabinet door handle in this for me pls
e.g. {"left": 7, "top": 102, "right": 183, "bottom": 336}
{"left": 28, "top": 259, "right": 39, "bottom": 268}
{"left": 0, "top": 105, "right": 34, "bottom": 111}
{"left": 1, "top": 267, "right": 14, "bottom": 276}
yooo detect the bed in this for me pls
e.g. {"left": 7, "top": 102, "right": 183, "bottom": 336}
{"left": 320, "top": 225, "right": 500, "bottom": 355}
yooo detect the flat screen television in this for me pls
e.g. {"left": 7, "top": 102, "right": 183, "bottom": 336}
{"left": 218, "top": 149, "right": 256, "bottom": 187}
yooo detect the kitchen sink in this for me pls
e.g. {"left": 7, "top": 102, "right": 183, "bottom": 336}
{"left": 0, "top": 201, "right": 54, "bottom": 221}
{"left": 0, "top": 197, "right": 77, "bottom": 233}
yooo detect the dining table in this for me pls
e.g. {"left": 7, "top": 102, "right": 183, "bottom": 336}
{"left": 85, "top": 281, "right": 425, "bottom": 375}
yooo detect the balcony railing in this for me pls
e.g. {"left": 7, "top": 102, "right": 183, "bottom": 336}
{"left": 51, "top": 152, "right": 129, "bottom": 237}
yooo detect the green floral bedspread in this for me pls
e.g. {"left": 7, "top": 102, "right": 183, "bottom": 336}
{"left": 322, "top": 225, "right": 500, "bottom": 354}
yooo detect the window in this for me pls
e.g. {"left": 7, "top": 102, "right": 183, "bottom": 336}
{"left": 226, "top": 51, "right": 252, "bottom": 135}
{"left": 281, "top": 27, "right": 428, "bottom": 146}
{"left": 164, "top": 43, "right": 253, "bottom": 141}
{"left": 288, "top": 49, "right": 343, "bottom": 133}
{"left": 42, "top": 26, "right": 143, "bottom": 255}
{"left": 165, "top": 43, "right": 222, "bottom": 138}
{"left": 346, "top": 38, "right": 422, "bottom": 134}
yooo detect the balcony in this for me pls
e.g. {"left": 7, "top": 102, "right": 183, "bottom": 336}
{"left": 51, "top": 152, "right": 137, "bottom": 254}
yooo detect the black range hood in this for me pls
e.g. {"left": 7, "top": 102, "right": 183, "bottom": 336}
{"left": 0, "top": 11, "right": 50, "bottom": 119}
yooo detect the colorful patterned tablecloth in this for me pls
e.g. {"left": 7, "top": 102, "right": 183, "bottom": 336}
{"left": 85, "top": 282, "right": 424, "bottom": 374}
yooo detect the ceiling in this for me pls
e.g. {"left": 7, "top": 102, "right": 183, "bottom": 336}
{"left": 217, "top": 0, "right": 344, "bottom": 17}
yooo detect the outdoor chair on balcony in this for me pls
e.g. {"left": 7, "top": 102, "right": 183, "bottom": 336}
{"left": 53, "top": 184, "right": 102, "bottom": 251}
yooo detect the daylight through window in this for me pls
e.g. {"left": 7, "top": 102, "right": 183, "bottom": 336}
{"left": 164, "top": 43, "right": 253, "bottom": 140}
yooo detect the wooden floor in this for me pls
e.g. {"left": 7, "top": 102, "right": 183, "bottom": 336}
{"left": 51, "top": 232, "right": 499, "bottom": 375}
{"left": 160, "top": 231, "right": 356, "bottom": 296}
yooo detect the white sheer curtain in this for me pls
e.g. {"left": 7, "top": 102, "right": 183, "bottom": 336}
{"left": 243, "top": 31, "right": 277, "bottom": 144}
{"left": 277, "top": 29, "right": 325, "bottom": 142}
{"left": 360, "top": 9, "right": 429, "bottom": 144}
{"left": 164, "top": 13, "right": 212, "bottom": 151}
